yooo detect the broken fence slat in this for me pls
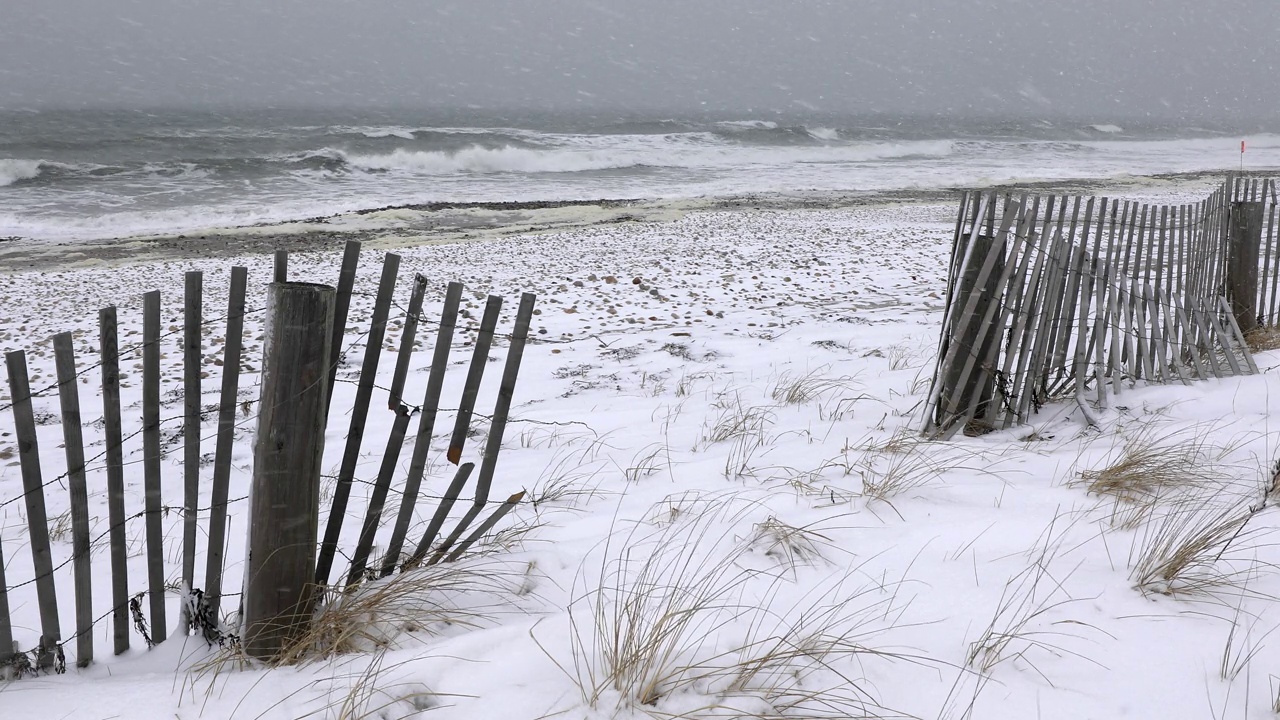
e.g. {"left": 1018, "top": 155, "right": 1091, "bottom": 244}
{"left": 443, "top": 491, "right": 527, "bottom": 564}
{"left": 406, "top": 462, "right": 476, "bottom": 569}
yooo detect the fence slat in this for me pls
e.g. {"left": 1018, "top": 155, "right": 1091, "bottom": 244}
{"left": 99, "top": 307, "right": 130, "bottom": 655}
{"left": 142, "top": 290, "right": 167, "bottom": 643}
{"left": 345, "top": 406, "right": 413, "bottom": 587}
{"left": 1189, "top": 300, "right": 1226, "bottom": 378}
{"left": 443, "top": 490, "right": 527, "bottom": 563}
{"left": 446, "top": 295, "right": 504, "bottom": 464}
{"left": 388, "top": 274, "right": 429, "bottom": 409}
{"left": 1094, "top": 203, "right": 1122, "bottom": 401}
{"left": 1264, "top": 202, "right": 1274, "bottom": 325}
{"left": 1170, "top": 296, "right": 1208, "bottom": 380}
{"left": 1007, "top": 198, "right": 1059, "bottom": 426}
{"left": 1043, "top": 197, "right": 1083, "bottom": 380}
{"left": 5, "top": 350, "right": 62, "bottom": 659}
{"left": 1054, "top": 199, "right": 1093, "bottom": 380}
{"left": 0, "top": 533, "right": 11, "bottom": 666}
{"left": 203, "top": 266, "right": 247, "bottom": 619}
{"left": 53, "top": 333, "right": 93, "bottom": 667}
{"left": 274, "top": 250, "right": 288, "bottom": 283}
{"left": 182, "top": 271, "right": 202, "bottom": 630}
{"left": 1219, "top": 295, "right": 1260, "bottom": 374}
{"left": 993, "top": 197, "right": 1044, "bottom": 427}
{"left": 316, "top": 252, "right": 401, "bottom": 586}
{"left": 472, "top": 293, "right": 536, "bottom": 498}
{"left": 325, "top": 240, "right": 362, "bottom": 414}
{"left": 407, "top": 462, "right": 475, "bottom": 568}
{"left": 382, "top": 281, "right": 464, "bottom": 578}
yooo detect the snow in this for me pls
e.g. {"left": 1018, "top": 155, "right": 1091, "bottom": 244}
{"left": 2, "top": 190, "right": 1280, "bottom": 718}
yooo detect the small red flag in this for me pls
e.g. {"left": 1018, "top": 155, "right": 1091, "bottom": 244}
{"left": 1242, "top": 140, "right": 1247, "bottom": 153}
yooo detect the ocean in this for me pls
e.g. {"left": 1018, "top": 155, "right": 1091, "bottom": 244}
{"left": 1, "top": 108, "right": 1276, "bottom": 242}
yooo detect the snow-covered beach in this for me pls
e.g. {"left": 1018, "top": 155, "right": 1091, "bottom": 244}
{"left": 3, "top": 176, "right": 1280, "bottom": 718}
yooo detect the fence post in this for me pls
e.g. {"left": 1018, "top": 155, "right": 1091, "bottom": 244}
{"left": 936, "top": 232, "right": 1004, "bottom": 432}
{"left": 1227, "top": 200, "right": 1265, "bottom": 335}
{"left": 243, "top": 282, "right": 335, "bottom": 661}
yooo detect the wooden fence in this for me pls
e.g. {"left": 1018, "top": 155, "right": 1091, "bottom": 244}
{"left": 923, "top": 175, "right": 1275, "bottom": 438}
{"left": 0, "top": 242, "right": 534, "bottom": 672}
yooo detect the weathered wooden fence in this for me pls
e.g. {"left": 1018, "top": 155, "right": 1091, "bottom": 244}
{"left": 0, "top": 241, "right": 534, "bottom": 671}
{"left": 923, "top": 175, "right": 1275, "bottom": 438}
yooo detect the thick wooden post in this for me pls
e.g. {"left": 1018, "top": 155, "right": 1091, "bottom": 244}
{"left": 936, "top": 232, "right": 1004, "bottom": 431}
{"left": 243, "top": 282, "right": 335, "bottom": 661}
{"left": 1227, "top": 200, "right": 1265, "bottom": 335}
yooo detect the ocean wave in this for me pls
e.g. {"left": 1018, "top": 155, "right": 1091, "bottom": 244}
{"left": 806, "top": 126, "right": 840, "bottom": 141}
{"left": 341, "top": 139, "right": 957, "bottom": 176}
{"left": 344, "top": 145, "right": 631, "bottom": 174}
{"left": 715, "top": 120, "right": 780, "bottom": 131}
{"left": 1089, "top": 124, "right": 1124, "bottom": 134}
{"left": 351, "top": 126, "right": 418, "bottom": 140}
{"left": 0, "top": 159, "right": 43, "bottom": 186}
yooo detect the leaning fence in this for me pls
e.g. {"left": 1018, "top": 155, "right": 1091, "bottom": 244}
{"left": 923, "top": 175, "right": 1276, "bottom": 438}
{"left": 0, "top": 242, "right": 534, "bottom": 672}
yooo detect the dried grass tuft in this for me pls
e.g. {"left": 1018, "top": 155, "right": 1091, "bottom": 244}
{"left": 745, "top": 516, "right": 836, "bottom": 572}
{"left": 1128, "top": 488, "right": 1270, "bottom": 598}
{"left": 271, "top": 558, "right": 538, "bottom": 665}
{"left": 1078, "top": 427, "right": 1221, "bottom": 502}
{"left": 1245, "top": 326, "right": 1280, "bottom": 352}
{"left": 768, "top": 368, "right": 858, "bottom": 406}
{"left": 559, "top": 495, "right": 918, "bottom": 718}
{"left": 699, "top": 392, "right": 774, "bottom": 449}
{"left": 966, "top": 514, "right": 1105, "bottom": 681}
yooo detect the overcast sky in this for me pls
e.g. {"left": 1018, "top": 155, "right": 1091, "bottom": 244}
{"left": 2, "top": 0, "right": 1277, "bottom": 121}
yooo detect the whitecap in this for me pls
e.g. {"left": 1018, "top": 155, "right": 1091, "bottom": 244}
{"left": 0, "top": 159, "right": 43, "bottom": 187}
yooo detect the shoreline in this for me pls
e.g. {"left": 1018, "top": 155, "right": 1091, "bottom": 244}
{"left": 0, "top": 168, "right": 1246, "bottom": 273}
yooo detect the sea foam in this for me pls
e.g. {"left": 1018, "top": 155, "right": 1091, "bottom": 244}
{"left": 0, "top": 159, "right": 43, "bottom": 187}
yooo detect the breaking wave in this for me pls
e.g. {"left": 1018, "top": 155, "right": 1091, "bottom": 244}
{"left": 0, "top": 159, "right": 43, "bottom": 187}
{"left": 340, "top": 139, "right": 956, "bottom": 176}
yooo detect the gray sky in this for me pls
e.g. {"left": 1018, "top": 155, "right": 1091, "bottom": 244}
{"left": 2, "top": 0, "right": 1277, "bottom": 121}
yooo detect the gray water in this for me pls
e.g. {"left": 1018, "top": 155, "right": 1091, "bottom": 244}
{"left": 1, "top": 109, "right": 1275, "bottom": 241}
